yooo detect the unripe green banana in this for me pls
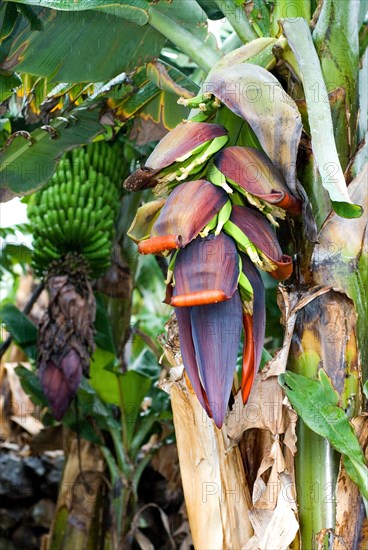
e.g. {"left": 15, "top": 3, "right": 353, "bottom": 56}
{"left": 28, "top": 141, "right": 124, "bottom": 277}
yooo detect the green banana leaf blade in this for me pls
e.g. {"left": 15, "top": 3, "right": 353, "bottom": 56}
{"left": 279, "top": 369, "right": 368, "bottom": 500}
{"left": 281, "top": 18, "right": 362, "bottom": 219}
{"left": 0, "top": 108, "right": 103, "bottom": 199}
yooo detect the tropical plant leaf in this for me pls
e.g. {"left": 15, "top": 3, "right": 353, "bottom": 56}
{"left": 313, "top": 0, "right": 360, "bottom": 164}
{"left": 2, "top": 6, "right": 165, "bottom": 82}
{"left": 109, "top": 62, "right": 197, "bottom": 128}
{"left": 146, "top": 60, "right": 198, "bottom": 98}
{"left": 248, "top": 0, "right": 272, "bottom": 36}
{"left": 119, "top": 370, "right": 152, "bottom": 444}
{"left": 0, "top": 303, "right": 38, "bottom": 359}
{"left": 0, "top": 242, "right": 32, "bottom": 277}
{"left": 77, "top": 377, "right": 121, "bottom": 433}
{"left": 138, "top": 91, "right": 187, "bottom": 132}
{"left": 15, "top": 364, "right": 48, "bottom": 406}
{"left": 0, "top": 2, "right": 18, "bottom": 42}
{"left": 7, "top": 0, "right": 151, "bottom": 24}
{"left": 89, "top": 349, "right": 119, "bottom": 405}
{"left": 0, "top": 106, "right": 103, "bottom": 200}
{"left": 270, "top": 0, "right": 310, "bottom": 36}
{"left": 281, "top": 18, "right": 362, "bottom": 219}
{"left": 279, "top": 369, "right": 368, "bottom": 499}
{"left": 90, "top": 354, "right": 153, "bottom": 443}
{"left": 196, "top": 0, "right": 224, "bottom": 20}
{"left": 106, "top": 66, "right": 157, "bottom": 119}
{"left": 94, "top": 294, "right": 116, "bottom": 354}
{"left": 0, "top": 71, "right": 21, "bottom": 101}
{"left": 151, "top": 0, "right": 208, "bottom": 40}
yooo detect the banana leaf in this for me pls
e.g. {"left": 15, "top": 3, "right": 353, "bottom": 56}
{"left": 281, "top": 17, "right": 362, "bottom": 219}
{"left": 0, "top": 106, "right": 103, "bottom": 200}
{"left": 2, "top": 6, "right": 165, "bottom": 82}
{"left": 313, "top": 0, "right": 360, "bottom": 166}
{"left": 6, "top": 0, "right": 151, "bottom": 24}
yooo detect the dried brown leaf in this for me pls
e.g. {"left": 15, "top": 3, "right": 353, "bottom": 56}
{"left": 4, "top": 362, "right": 38, "bottom": 420}
{"left": 168, "top": 375, "right": 253, "bottom": 549}
{"left": 252, "top": 440, "right": 285, "bottom": 509}
{"left": 227, "top": 377, "right": 297, "bottom": 455}
{"left": 134, "top": 530, "right": 155, "bottom": 550}
{"left": 261, "top": 286, "right": 332, "bottom": 379}
{"left": 248, "top": 474, "right": 299, "bottom": 550}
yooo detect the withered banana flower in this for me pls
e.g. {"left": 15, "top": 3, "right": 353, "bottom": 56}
{"left": 37, "top": 270, "right": 95, "bottom": 420}
{"left": 138, "top": 180, "right": 228, "bottom": 255}
{"left": 215, "top": 146, "right": 301, "bottom": 218}
{"left": 228, "top": 205, "right": 293, "bottom": 280}
{"left": 124, "top": 121, "right": 228, "bottom": 192}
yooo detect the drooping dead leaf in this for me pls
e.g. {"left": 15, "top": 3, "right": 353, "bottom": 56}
{"left": 10, "top": 414, "right": 42, "bottom": 435}
{"left": 247, "top": 473, "right": 299, "bottom": 550}
{"left": 129, "top": 503, "right": 176, "bottom": 550}
{"left": 226, "top": 375, "right": 299, "bottom": 548}
{"left": 159, "top": 312, "right": 254, "bottom": 549}
{"left": 252, "top": 439, "right": 285, "bottom": 508}
{"left": 134, "top": 530, "right": 155, "bottom": 550}
{"left": 3, "top": 362, "right": 43, "bottom": 435}
{"left": 150, "top": 443, "right": 182, "bottom": 501}
{"left": 227, "top": 377, "right": 297, "bottom": 456}
{"left": 261, "top": 285, "right": 332, "bottom": 379}
{"left": 30, "top": 425, "right": 64, "bottom": 454}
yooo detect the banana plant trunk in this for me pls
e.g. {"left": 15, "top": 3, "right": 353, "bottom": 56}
{"left": 45, "top": 436, "right": 106, "bottom": 550}
{"left": 283, "top": 2, "right": 367, "bottom": 545}
{"left": 160, "top": 328, "right": 253, "bottom": 549}
{"left": 155, "top": 3, "right": 368, "bottom": 549}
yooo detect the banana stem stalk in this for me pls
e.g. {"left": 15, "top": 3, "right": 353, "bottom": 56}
{"left": 148, "top": 8, "right": 222, "bottom": 72}
{"left": 214, "top": 0, "right": 258, "bottom": 43}
{"left": 295, "top": 422, "right": 340, "bottom": 549}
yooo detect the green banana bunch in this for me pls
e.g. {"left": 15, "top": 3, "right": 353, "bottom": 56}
{"left": 28, "top": 141, "right": 123, "bottom": 278}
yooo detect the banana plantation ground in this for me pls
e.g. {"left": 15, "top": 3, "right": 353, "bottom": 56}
{"left": 0, "top": 1, "right": 367, "bottom": 549}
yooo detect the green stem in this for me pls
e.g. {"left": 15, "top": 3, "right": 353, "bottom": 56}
{"left": 101, "top": 445, "right": 120, "bottom": 484}
{"left": 110, "top": 428, "right": 130, "bottom": 478}
{"left": 148, "top": 8, "right": 222, "bottom": 72}
{"left": 271, "top": 0, "right": 311, "bottom": 36}
{"left": 101, "top": 446, "right": 127, "bottom": 546}
{"left": 221, "top": 31, "right": 242, "bottom": 54}
{"left": 214, "top": 0, "right": 258, "bottom": 43}
{"left": 133, "top": 449, "right": 157, "bottom": 489}
{"left": 117, "top": 376, "right": 130, "bottom": 453}
{"left": 295, "top": 423, "right": 340, "bottom": 549}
